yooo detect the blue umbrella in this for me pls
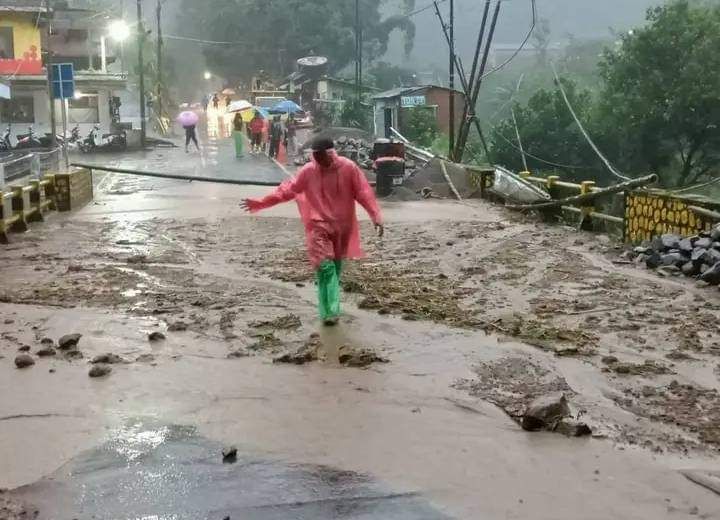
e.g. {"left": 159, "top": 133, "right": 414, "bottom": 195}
{"left": 269, "top": 100, "right": 302, "bottom": 114}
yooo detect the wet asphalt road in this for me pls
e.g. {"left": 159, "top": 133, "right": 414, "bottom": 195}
{"left": 11, "top": 421, "right": 448, "bottom": 520}
{"left": 76, "top": 113, "right": 289, "bottom": 194}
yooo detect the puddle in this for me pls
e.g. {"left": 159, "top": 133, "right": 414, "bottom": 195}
{"left": 9, "top": 420, "right": 449, "bottom": 519}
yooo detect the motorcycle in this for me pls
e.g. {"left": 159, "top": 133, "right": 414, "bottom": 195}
{"left": 78, "top": 124, "right": 126, "bottom": 153}
{"left": 15, "top": 126, "right": 43, "bottom": 149}
{"left": 0, "top": 125, "right": 14, "bottom": 151}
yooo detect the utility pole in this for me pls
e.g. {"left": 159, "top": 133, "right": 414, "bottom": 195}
{"left": 448, "top": 0, "right": 455, "bottom": 160}
{"left": 355, "top": 0, "right": 360, "bottom": 101}
{"left": 137, "top": 0, "right": 146, "bottom": 148}
{"left": 156, "top": 0, "right": 162, "bottom": 132}
{"left": 44, "top": 0, "right": 57, "bottom": 149}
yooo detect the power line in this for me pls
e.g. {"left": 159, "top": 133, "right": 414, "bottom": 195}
{"left": 493, "top": 131, "right": 592, "bottom": 170}
{"left": 551, "top": 62, "right": 630, "bottom": 181}
{"left": 479, "top": 0, "right": 536, "bottom": 80}
{"left": 163, "top": 34, "right": 246, "bottom": 45}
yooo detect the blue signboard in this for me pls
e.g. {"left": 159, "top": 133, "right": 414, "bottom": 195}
{"left": 51, "top": 63, "right": 75, "bottom": 100}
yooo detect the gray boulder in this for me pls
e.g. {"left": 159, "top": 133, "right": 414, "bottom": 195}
{"left": 58, "top": 333, "right": 82, "bottom": 350}
{"left": 14, "top": 354, "right": 35, "bottom": 369}
{"left": 660, "top": 252, "right": 687, "bottom": 267}
{"left": 699, "top": 262, "right": 720, "bottom": 285}
{"left": 682, "top": 261, "right": 699, "bottom": 276}
{"left": 521, "top": 393, "right": 571, "bottom": 431}
{"left": 691, "top": 248, "right": 708, "bottom": 264}
{"left": 695, "top": 237, "right": 713, "bottom": 249}
{"left": 678, "top": 238, "right": 694, "bottom": 253}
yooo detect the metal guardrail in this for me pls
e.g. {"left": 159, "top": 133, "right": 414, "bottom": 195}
{"left": 0, "top": 148, "right": 60, "bottom": 187}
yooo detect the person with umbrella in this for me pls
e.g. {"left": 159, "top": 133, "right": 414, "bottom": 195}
{"left": 240, "top": 137, "right": 384, "bottom": 326}
{"left": 178, "top": 110, "right": 201, "bottom": 153}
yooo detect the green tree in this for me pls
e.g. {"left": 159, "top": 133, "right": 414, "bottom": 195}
{"left": 340, "top": 100, "right": 372, "bottom": 131}
{"left": 489, "top": 80, "right": 599, "bottom": 181}
{"left": 598, "top": 0, "right": 720, "bottom": 186}
{"left": 366, "top": 61, "right": 416, "bottom": 90}
{"left": 400, "top": 107, "right": 439, "bottom": 148}
{"left": 175, "top": 0, "right": 415, "bottom": 84}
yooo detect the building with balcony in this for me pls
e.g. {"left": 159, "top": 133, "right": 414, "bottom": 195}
{"left": 0, "top": 0, "right": 127, "bottom": 137}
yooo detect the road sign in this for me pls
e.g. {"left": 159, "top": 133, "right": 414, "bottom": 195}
{"left": 401, "top": 95, "right": 426, "bottom": 107}
{"left": 51, "top": 63, "right": 75, "bottom": 100}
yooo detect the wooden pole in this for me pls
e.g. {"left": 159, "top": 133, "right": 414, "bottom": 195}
{"left": 504, "top": 174, "right": 658, "bottom": 211}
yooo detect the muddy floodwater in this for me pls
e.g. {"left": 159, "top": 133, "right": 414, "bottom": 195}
{"left": 1, "top": 142, "right": 720, "bottom": 519}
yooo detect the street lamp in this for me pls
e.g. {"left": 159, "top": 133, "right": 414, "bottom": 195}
{"left": 108, "top": 20, "right": 131, "bottom": 42}
{"left": 204, "top": 71, "right": 212, "bottom": 80}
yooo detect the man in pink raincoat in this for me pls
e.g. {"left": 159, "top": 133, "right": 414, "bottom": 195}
{"left": 241, "top": 137, "right": 383, "bottom": 325}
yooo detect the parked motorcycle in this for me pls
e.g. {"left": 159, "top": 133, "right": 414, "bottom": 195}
{"left": 0, "top": 125, "right": 14, "bottom": 151}
{"left": 78, "top": 124, "right": 126, "bottom": 153}
{"left": 15, "top": 126, "right": 43, "bottom": 149}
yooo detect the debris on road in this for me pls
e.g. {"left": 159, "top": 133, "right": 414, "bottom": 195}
{"left": 90, "top": 353, "right": 123, "bottom": 364}
{"left": 14, "top": 354, "right": 35, "bottom": 369}
{"left": 273, "top": 335, "right": 323, "bottom": 365}
{"left": 337, "top": 345, "right": 389, "bottom": 368}
{"left": 222, "top": 446, "right": 238, "bottom": 463}
{"left": 36, "top": 347, "right": 56, "bottom": 357}
{"left": 148, "top": 331, "right": 166, "bottom": 342}
{"left": 58, "top": 333, "right": 82, "bottom": 350}
{"left": 88, "top": 364, "right": 112, "bottom": 378}
{"left": 631, "top": 225, "right": 720, "bottom": 284}
{"left": 521, "top": 393, "right": 571, "bottom": 431}
{"left": 249, "top": 314, "right": 301, "bottom": 330}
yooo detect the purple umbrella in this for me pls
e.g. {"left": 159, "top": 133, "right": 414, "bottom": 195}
{"left": 177, "top": 110, "right": 199, "bottom": 127}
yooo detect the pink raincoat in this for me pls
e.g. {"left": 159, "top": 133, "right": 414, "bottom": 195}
{"left": 249, "top": 151, "right": 382, "bottom": 268}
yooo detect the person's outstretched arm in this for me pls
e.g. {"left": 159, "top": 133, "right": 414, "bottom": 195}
{"left": 241, "top": 167, "right": 308, "bottom": 212}
{"left": 351, "top": 163, "right": 384, "bottom": 237}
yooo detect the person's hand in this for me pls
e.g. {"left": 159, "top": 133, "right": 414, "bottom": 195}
{"left": 375, "top": 223, "right": 385, "bottom": 238}
{"left": 240, "top": 199, "right": 260, "bottom": 212}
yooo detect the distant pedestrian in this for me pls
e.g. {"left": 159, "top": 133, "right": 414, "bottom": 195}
{"left": 184, "top": 123, "right": 200, "bottom": 153}
{"left": 241, "top": 137, "right": 383, "bottom": 326}
{"left": 268, "top": 116, "right": 283, "bottom": 159}
{"left": 285, "top": 114, "right": 297, "bottom": 159}
{"left": 225, "top": 95, "right": 232, "bottom": 109}
{"left": 248, "top": 111, "right": 265, "bottom": 154}
{"left": 202, "top": 94, "right": 209, "bottom": 112}
{"left": 232, "top": 112, "right": 245, "bottom": 158}
{"left": 212, "top": 93, "right": 220, "bottom": 110}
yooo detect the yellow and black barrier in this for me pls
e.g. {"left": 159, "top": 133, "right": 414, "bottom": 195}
{"left": 624, "top": 191, "right": 719, "bottom": 243}
{"left": 466, "top": 167, "right": 720, "bottom": 243}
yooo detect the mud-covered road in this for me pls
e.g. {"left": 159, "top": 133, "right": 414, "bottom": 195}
{"left": 1, "top": 142, "right": 719, "bottom": 519}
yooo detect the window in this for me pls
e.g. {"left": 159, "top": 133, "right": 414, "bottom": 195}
{"left": 68, "top": 93, "right": 99, "bottom": 124}
{"left": 0, "top": 97, "right": 35, "bottom": 123}
{"left": 0, "top": 27, "right": 14, "bottom": 60}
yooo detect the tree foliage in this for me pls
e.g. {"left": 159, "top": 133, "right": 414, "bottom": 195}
{"left": 175, "top": 0, "right": 415, "bottom": 84}
{"left": 598, "top": 0, "right": 720, "bottom": 186}
{"left": 400, "top": 107, "right": 439, "bottom": 149}
{"left": 490, "top": 80, "right": 599, "bottom": 181}
{"left": 366, "top": 61, "right": 417, "bottom": 90}
{"left": 489, "top": 0, "right": 720, "bottom": 188}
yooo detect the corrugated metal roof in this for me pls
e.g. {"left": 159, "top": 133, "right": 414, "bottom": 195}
{"left": 372, "top": 84, "right": 463, "bottom": 100}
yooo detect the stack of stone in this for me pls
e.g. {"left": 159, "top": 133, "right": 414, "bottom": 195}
{"left": 631, "top": 224, "right": 720, "bottom": 284}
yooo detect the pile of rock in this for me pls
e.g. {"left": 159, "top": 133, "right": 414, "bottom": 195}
{"left": 334, "top": 136, "right": 374, "bottom": 169}
{"left": 631, "top": 224, "right": 720, "bottom": 284}
{"left": 295, "top": 136, "right": 420, "bottom": 175}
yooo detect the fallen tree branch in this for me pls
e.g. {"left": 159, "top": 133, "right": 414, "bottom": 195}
{"left": 505, "top": 174, "right": 658, "bottom": 211}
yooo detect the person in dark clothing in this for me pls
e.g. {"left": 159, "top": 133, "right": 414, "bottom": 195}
{"left": 268, "top": 116, "right": 284, "bottom": 159}
{"left": 225, "top": 96, "right": 232, "bottom": 109}
{"left": 184, "top": 124, "right": 200, "bottom": 153}
{"left": 212, "top": 93, "right": 220, "bottom": 110}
